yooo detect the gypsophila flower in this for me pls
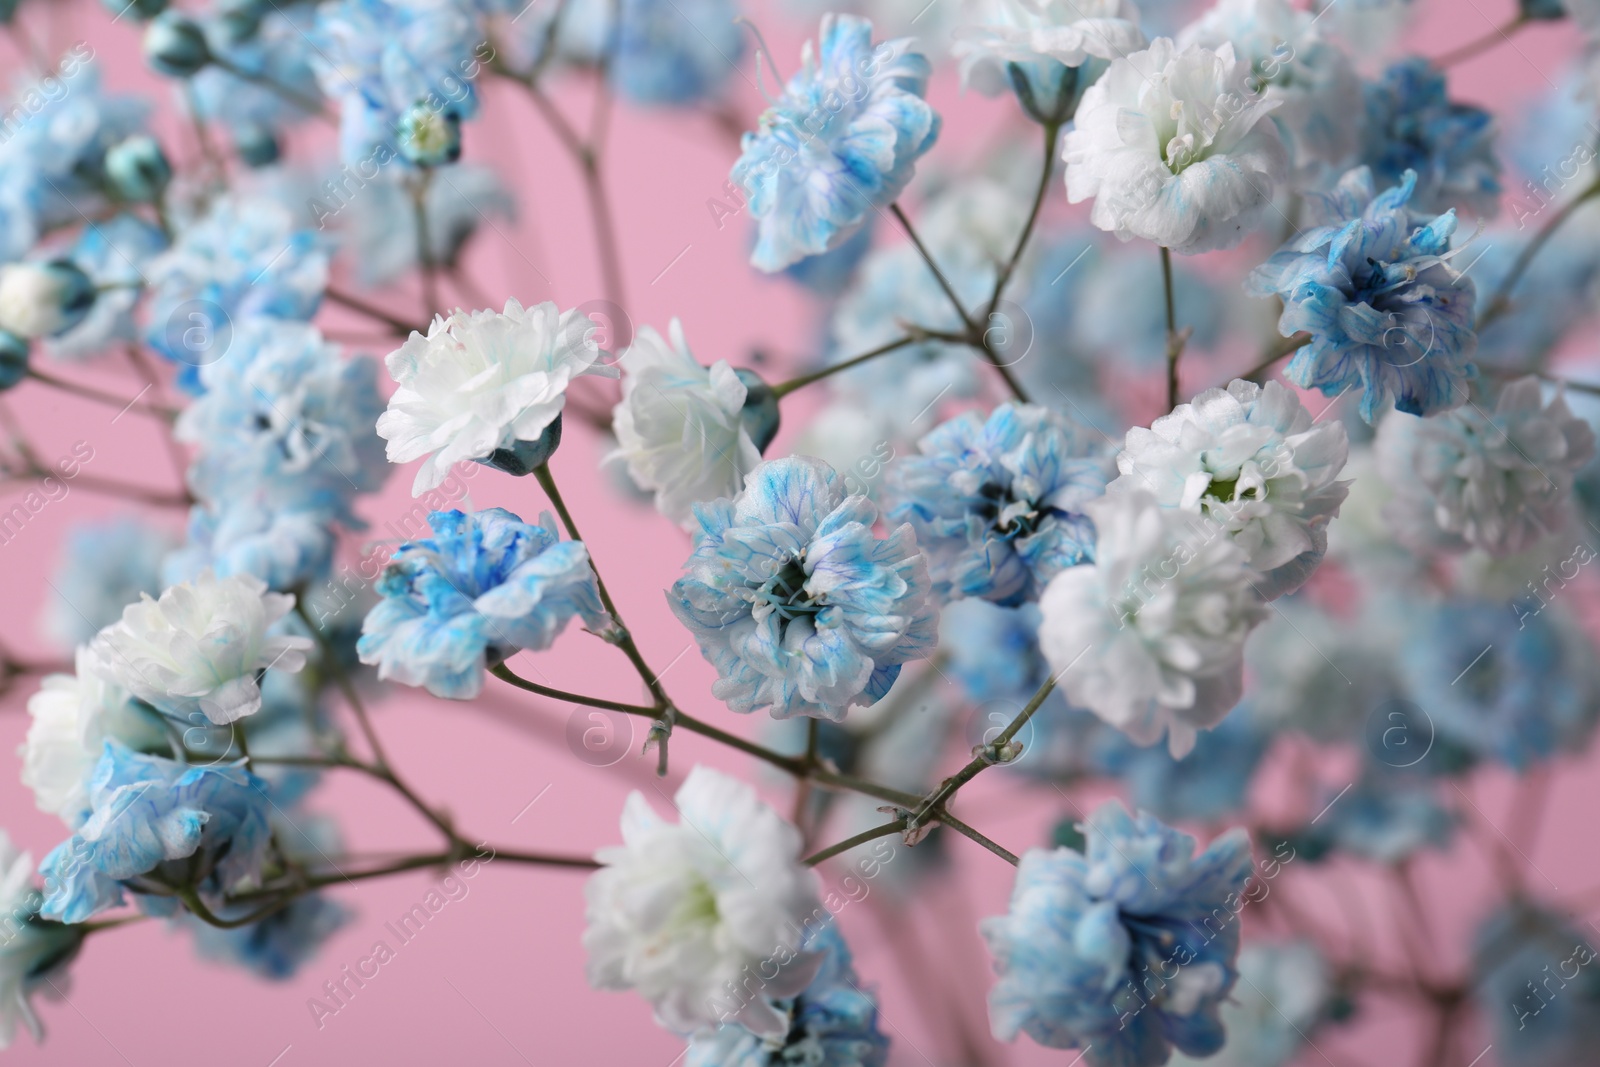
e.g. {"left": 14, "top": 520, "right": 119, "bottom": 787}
{"left": 1169, "top": 941, "right": 1332, "bottom": 1067}
{"left": 1359, "top": 57, "right": 1500, "bottom": 218}
{"left": 1176, "top": 0, "right": 1364, "bottom": 183}
{"left": 951, "top": 0, "right": 1145, "bottom": 123}
{"left": 20, "top": 649, "right": 157, "bottom": 828}
{"left": 1038, "top": 492, "right": 1268, "bottom": 757}
{"left": 162, "top": 500, "right": 339, "bottom": 593}
{"left": 1473, "top": 905, "right": 1600, "bottom": 1067}
{"left": 0, "top": 829, "right": 83, "bottom": 1050}
{"left": 187, "top": 892, "right": 349, "bottom": 980}
{"left": 887, "top": 403, "right": 1112, "bottom": 606}
{"left": 44, "top": 517, "right": 175, "bottom": 650}
{"left": 981, "top": 801, "right": 1253, "bottom": 1066}
{"left": 0, "top": 261, "right": 95, "bottom": 339}
{"left": 685, "top": 922, "right": 890, "bottom": 1066}
{"left": 610, "top": 320, "right": 771, "bottom": 527}
{"left": 46, "top": 214, "right": 166, "bottom": 362}
{"left": 584, "top": 765, "right": 824, "bottom": 1037}
{"left": 1376, "top": 377, "right": 1595, "bottom": 557}
{"left": 378, "top": 299, "right": 618, "bottom": 495}
{"left": 176, "top": 318, "right": 389, "bottom": 522}
{"left": 1063, "top": 37, "right": 1290, "bottom": 253}
{"left": 357, "top": 508, "right": 614, "bottom": 700}
{"left": 1247, "top": 166, "right": 1477, "bottom": 421}
{"left": 669, "top": 457, "right": 937, "bottom": 721}
{"left": 731, "top": 15, "right": 940, "bottom": 272}
{"left": 87, "top": 571, "right": 313, "bottom": 726}
{"left": 38, "top": 741, "right": 273, "bottom": 924}
{"left": 144, "top": 194, "right": 328, "bottom": 389}
{"left": 1097, "top": 705, "right": 1270, "bottom": 824}
{"left": 1109, "top": 379, "right": 1350, "bottom": 600}
{"left": 1400, "top": 597, "right": 1596, "bottom": 770}
{"left": 310, "top": 0, "right": 484, "bottom": 167}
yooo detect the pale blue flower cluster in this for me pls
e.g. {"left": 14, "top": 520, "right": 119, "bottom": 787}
{"left": 981, "top": 802, "right": 1254, "bottom": 1067}
{"left": 47, "top": 215, "right": 167, "bottom": 362}
{"left": 0, "top": 58, "right": 146, "bottom": 262}
{"left": 1400, "top": 598, "right": 1596, "bottom": 771}
{"left": 187, "top": 892, "right": 349, "bottom": 980}
{"left": 359, "top": 508, "right": 613, "bottom": 699}
{"left": 44, "top": 516, "right": 174, "bottom": 649}
{"left": 887, "top": 403, "right": 1109, "bottom": 605}
{"left": 1359, "top": 58, "right": 1500, "bottom": 218}
{"left": 311, "top": 0, "right": 486, "bottom": 166}
{"left": 169, "top": 318, "right": 388, "bottom": 590}
{"left": 143, "top": 195, "right": 328, "bottom": 390}
{"left": 1474, "top": 904, "right": 1600, "bottom": 1067}
{"left": 39, "top": 742, "right": 273, "bottom": 925}
{"left": 685, "top": 923, "right": 889, "bottom": 1067}
{"left": 731, "top": 15, "right": 939, "bottom": 271}
{"left": 1248, "top": 166, "right": 1477, "bottom": 420}
{"left": 670, "top": 456, "right": 937, "bottom": 720}
{"left": 190, "top": 1, "right": 323, "bottom": 160}
{"left": 1098, "top": 706, "right": 1271, "bottom": 824}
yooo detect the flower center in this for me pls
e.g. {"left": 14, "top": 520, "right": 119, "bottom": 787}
{"left": 974, "top": 480, "right": 1041, "bottom": 538}
{"left": 756, "top": 555, "right": 821, "bottom": 626}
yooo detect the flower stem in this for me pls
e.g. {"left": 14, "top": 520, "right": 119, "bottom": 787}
{"left": 803, "top": 818, "right": 906, "bottom": 867}
{"left": 769, "top": 335, "right": 917, "bottom": 399}
{"left": 1239, "top": 332, "right": 1312, "bottom": 384}
{"left": 324, "top": 287, "right": 428, "bottom": 336}
{"left": 410, "top": 167, "right": 441, "bottom": 316}
{"left": 987, "top": 120, "right": 1060, "bottom": 321}
{"left": 1478, "top": 175, "right": 1600, "bottom": 330}
{"left": 1433, "top": 14, "right": 1528, "bottom": 69}
{"left": 25, "top": 368, "right": 179, "bottom": 421}
{"left": 1161, "top": 245, "right": 1185, "bottom": 409}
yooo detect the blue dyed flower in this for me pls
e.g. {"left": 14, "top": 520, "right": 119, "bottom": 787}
{"left": 43, "top": 516, "right": 175, "bottom": 650}
{"left": 0, "top": 59, "right": 148, "bottom": 259}
{"left": 162, "top": 501, "right": 338, "bottom": 593}
{"left": 731, "top": 15, "right": 939, "bottom": 271}
{"left": 175, "top": 319, "right": 388, "bottom": 522}
{"left": 981, "top": 801, "right": 1254, "bottom": 1065}
{"left": 1359, "top": 57, "right": 1500, "bottom": 218}
{"left": 670, "top": 456, "right": 937, "bottom": 721}
{"left": 887, "top": 403, "right": 1110, "bottom": 606}
{"left": 38, "top": 742, "right": 274, "bottom": 925}
{"left": 1310, "top": 770, "right": 1454, "bottom": 864}
{"left": 1473, "top": 904, "right": 1600, "bottom": 1067}
{"left": 565, "top": 0, "right": 745, "bottom": 106}
{"left": 145, "top": 195, "right": 328, "bottom": 389}
{"left": 1098, "top": 705, "right": 1270, "bottom": 824}
{"left": 191, "top": 2, "right": 322, "bottom": 145}
{"left": 47, "top": 214, "right": 166, "bottom": 362}
{"left": 311, "top": 0, "right": 485, "bottom": 167}
{"left": 358, "top": 508, "right": 614, "bottom": 699}
{"left": 1247, "top": 166, "right": 1477, "bottom": 421}
{"left": 1400, "top": 597, "right": 1596, "bottom": 771}
{"left": 188, "top": 892, "right": 349, "bottom": 980}
{"left": 941, "top": 598, "right": 1120, "bottom": 780}
{"left": 685, "top": 922, "right": 890, "bottom": 1067}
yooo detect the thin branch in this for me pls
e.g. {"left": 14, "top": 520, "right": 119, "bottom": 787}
{"left": 769, "top": 336, "right": 916, "bottom": 399}
{"left": 1433, "top": 14, "right": 1528, "bottom": 68}
{"left": 1478, "top": 176, "right": 1600, "bottom": 330}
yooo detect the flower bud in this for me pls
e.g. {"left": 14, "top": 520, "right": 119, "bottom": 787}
{"left": 144, "top": 11, "right": 210, "bottom": 77}
{"left": 102, "top": 0, "right": 167, "bottom": 18}
{"left": 105, "top": 134, "right": 172, "bottom": 202}
{"left": 396, "top": 102, "right": 462, "bottom": 166}
{"left": 0, "top": 261, "right": 96, "bottom": 338}
{"left": 478, "top": 413, "right": 563, "bottom": 476}
{"left": 735, "top": 369, "right": 780, "bottom": 453}
{"left": 0, "top": 330, "right": 28, "bottom": 390}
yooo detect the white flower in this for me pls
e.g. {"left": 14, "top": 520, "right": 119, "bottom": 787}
{"left": 20, "top": 650, "right": 138, "bottom": 826}
{"left": 377, "top": 299, "right": 620, "bottom": 495}
{"left": 1062, "top": 37, "right": 1290, "bottom": 253}
{"left": 609, "top": 320, "right": 764, "bottom": 527}
{"left": 1376, "top": 377, "right": 1596, "bottom": 557}
{"left": 1177, "top": 0, "right": 1363, "bottom": 182}
{"left": 1110, "top": 379, "right": 1350, "bottom": 599}
{"left": 87, "top": 571, "right": 313, "bottom": 725}
{"left": 951, "top": 0, "right": 1145, "bottom": 93}
{"left": 583, "top": 766, "right": 824, "bottom": 1037}
{"left": 1037, "top": 492, "right": 1268, "bottom": 757}
{"left": 0, "top": 830, "right": 43, "bottom": 1050}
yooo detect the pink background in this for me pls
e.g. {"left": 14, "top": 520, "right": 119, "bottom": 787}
{"left": 1, "top": 0, "right": 1597, "bottom": 1064}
